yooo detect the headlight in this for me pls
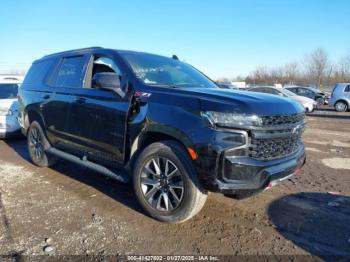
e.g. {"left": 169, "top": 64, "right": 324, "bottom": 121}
{"left": 0, "top": 108, "right": 12, "bottom": 116}
{"left": 201, "top": 111, "right": 262, "bottom": 128}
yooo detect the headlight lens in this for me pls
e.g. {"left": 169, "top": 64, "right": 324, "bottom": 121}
{"left": 201, "top": 111, "right": 262, "bottom": 128}
{"left": 0, "top": 108, "right": 12, "bottom": 116}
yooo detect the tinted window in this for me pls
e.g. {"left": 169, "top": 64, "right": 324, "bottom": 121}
{"left": 298, "top": 88, "right": 313, "bottom": 95}
{"left": 287, "top": 88, "right": 297, "bottom": 93}
{"left": 265, "top": 88, "right": 277, "bottom": 94}
{"left": 345, "top": 85, "right": 350, "bottom": 92}
{"left": 53, "top": 56, "right": 87, "bottom": 88}
{"left": 0, "top": 84, "right": 18, "bottom": 99}
{"left": 251, "top": 87, "right": 267, "bottom": 93}
{"left": 23, "top": 59, "right": 55, "bottom": 84}
{"left": 270, "top": 89, "right": 285, "bottom": 96}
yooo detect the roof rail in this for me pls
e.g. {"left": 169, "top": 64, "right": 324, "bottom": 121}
{"left": 42, "top": 47, "right": 103, "bottom": 59}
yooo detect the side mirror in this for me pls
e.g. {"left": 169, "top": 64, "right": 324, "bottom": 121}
{"left": 92, "top": 72, "right": 125, "bottom": 97}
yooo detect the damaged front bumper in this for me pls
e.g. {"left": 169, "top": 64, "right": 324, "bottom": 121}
{"left": 216, "top": 144, "right": 306, "bottom": 199}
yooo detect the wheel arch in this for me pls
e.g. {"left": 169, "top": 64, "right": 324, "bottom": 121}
{"left": 23, "top": 107, "right": 45, "bottom": 135}
{"left": 335, "top": 99, "right": 349, "bottom": 107}
{"left": 128, "top": 126, "right": 196, "bottom": 167}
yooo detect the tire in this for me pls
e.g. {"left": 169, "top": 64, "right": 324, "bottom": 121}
{"left": 132, "top": 140, "right": 207, "bottom": 223}
{"left": 335, "top": 101, "right": 348, "bottom": 112}
{"left": 316, "top": 98, "right": 324, "bottom": 107}
{"left": 27, "top": 121, "right": 57, "bottom": 167}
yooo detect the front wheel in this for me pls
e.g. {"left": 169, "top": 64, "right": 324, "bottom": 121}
{"left": 133, "top": 141, "right": 207, "bottom": 223}
{"left": 316, "top": 98, "right": 325, "bottom": 107}
{"left": 27, "top": 121, "right": 57, "bottom": 167}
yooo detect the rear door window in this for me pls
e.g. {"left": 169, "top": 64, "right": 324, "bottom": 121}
{"left": 52, "top": 56, "right": 88, "bottom": 88}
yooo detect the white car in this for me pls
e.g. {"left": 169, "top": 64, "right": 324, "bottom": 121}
{"left": 249, "top": 86, "right": 317, "bottom": 113}
{"left": 0, "top": 79, "right": 21, "bottom": 138}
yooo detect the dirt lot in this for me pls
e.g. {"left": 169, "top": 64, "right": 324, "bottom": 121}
{"left": 0, "top": 108, "right": 349, "bottom": 260}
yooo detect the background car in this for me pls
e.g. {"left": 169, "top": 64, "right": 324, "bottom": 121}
{"left": 0, "top": 79, "right": 21, "bottom": 139}
{"left": 329, "top": 83, "right": 350, "bottom": 112}
{"left": 248, "top": 86, "right": 317, "bottom": 113}
{"left": 217, "top": 83, "right": 239, "bottom": 90}
{"left": 285, "top": 86, "right": 329, "bottom": 107}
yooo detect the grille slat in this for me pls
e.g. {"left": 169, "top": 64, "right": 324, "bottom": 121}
{"left": 249, "top": 113, "right": 305, "bottom": 160}
{"left": 249, "top": 137, "right": 300, "bottom": 160}
{"left": 260, "top": 113, "right": 305, "bottom": 126}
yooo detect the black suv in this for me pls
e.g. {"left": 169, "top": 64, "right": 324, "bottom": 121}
{"left": 18, "top": 47, "right": 306, "bottom": 223}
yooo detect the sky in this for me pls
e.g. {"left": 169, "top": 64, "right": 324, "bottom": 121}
{"left": 0, "top": 0, "right": 349, "bottom": 79}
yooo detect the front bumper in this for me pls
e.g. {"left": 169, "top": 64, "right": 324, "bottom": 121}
{"left": 216, "top": 144, "right": 305, "bottom": 198}
{"left": 194, "top": 123, "right": 306, "bottom": 199}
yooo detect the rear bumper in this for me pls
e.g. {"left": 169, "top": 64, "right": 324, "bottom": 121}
{"left": 214, "top": 144, "right": 306, "bottom": 199}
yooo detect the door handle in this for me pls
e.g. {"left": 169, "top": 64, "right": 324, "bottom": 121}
{"left": 42, "top": 94, "right": 50, "bottom": 100}
{"left": 74, "top": 97, "right": 86, "bottom": 104}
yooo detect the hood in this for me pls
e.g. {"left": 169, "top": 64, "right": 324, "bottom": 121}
{"left": 291, "top": 95, "right": 315, "bottom": 104}
{"left": 179, "top": 87, "right": 305, "bottom": 116}
{"left": 0, "top": 98, "right": 19, "bottom": 111}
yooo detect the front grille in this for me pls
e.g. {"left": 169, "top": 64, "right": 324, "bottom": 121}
{"left": 249, "top": 136, "right": 300, "bottom": 160}
{"left": 260, "top": 113, "right": 305, "bottom": 126}
{"left": 246, "top": 113, "right": 305, "bottom": 160}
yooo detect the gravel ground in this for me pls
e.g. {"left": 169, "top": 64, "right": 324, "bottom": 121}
{"left": 0, "top": 107, "right": 349, "bottom": 261}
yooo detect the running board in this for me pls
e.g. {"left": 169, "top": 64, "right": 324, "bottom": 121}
{"left": 46, "top": 148, "right": 129, "bottom": 183}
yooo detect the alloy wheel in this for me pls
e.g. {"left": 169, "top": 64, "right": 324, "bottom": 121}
{"left": 335, "top": 102, "right": 347, "bottom": 112}
{"left": 140, "top": 157, "right": 184, "bottom": 212}
{"left": 29, "top": 127, "right": 44, "bottom": 160}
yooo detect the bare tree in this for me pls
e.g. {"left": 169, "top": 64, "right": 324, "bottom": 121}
{"left": 230, "top": 48, "right": 350, "bottom": 88}
{"left": 337, "top": 53, "right": 350, "bottom": 82}
{"left": 305, "top": 48, "right": 330, "bottom": 88}
{"left": 284, "top": 62, "right": 299, "bottom": 85}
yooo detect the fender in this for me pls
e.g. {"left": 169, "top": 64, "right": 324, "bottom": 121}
{"left": 130, "top": 123, "right": 195, "bottom": 160}
{"left": 22, "top": 105, "right": 45, "bottom": 134}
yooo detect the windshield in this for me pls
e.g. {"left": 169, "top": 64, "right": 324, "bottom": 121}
{"left": 120, "top": 52, "right": 217, "bottom": 88}
{"left": 279, "top": 88, "right": 297, "bottom": 97}
{"left": 0, "top": 84, "right": 18, "bottom": 99}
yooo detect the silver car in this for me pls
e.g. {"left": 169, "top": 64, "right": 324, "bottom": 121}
{"left": 0, "top": 81, "right": 21, "bottom": 138}
{"left": 329, "top": 83, "right": 350, "bottom": 112}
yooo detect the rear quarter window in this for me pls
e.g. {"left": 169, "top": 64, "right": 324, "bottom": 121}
{"left": 23, "top": 59, "right": 56, "bottom": 84}
{"left": 345, "top": 85, "right": 350, "bottom": 92}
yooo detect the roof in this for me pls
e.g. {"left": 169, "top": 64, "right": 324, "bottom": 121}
{"left": 40, "top": 47, "right": 175, "bottom": 61}
{"left": 41, "top": 47, "right": 104, "bottom": 59}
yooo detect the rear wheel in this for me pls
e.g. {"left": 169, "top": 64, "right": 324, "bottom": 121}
{"left": 335, "top": 101, "right": 348, "bottom": 112}
{"left": 133, "top": 141, "right": 207, "bottom": 223}
{"left": 27, "top": 121, "right": 57, "bottom": 167}
{"left": 305, "top": 107, "right": 313, "bottom": 113}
